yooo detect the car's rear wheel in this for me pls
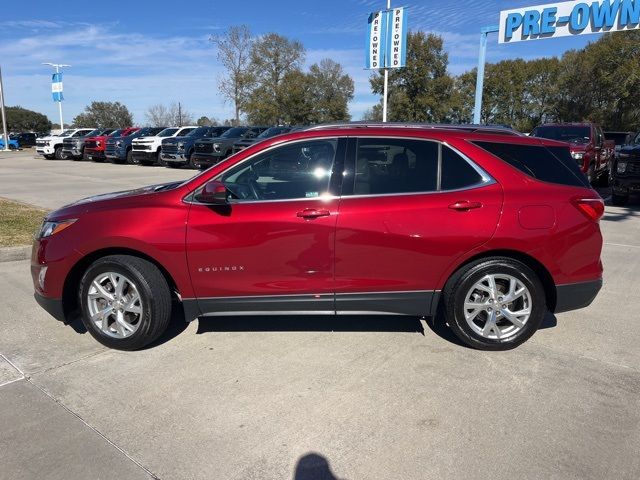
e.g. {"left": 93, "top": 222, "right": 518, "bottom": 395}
{"left": 79, "top": 255, "right": 172, "bottom": 350}
{"left": 443, "top": 257, "right": 546, "bottom": 350}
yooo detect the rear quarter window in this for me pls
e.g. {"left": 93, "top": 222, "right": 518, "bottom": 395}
{"left": 473, "top": 141, "right": 590, "bottom": 188}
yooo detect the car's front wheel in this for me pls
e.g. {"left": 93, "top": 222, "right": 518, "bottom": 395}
{"left": 443, "top": 257, "right": 546, "bottom": 350}
{"left": 79, "top": 255, "right": 172, "bottom": 350}
{"left": 54, "top": 146, "right": 67, "bottom": 160}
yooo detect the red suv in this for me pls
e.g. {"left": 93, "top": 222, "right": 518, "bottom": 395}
{"left": 31, "top": 124, "right": 604, "bottom": 351}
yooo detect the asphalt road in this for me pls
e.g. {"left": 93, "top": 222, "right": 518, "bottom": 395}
{"left": 1, "top": 150, "right": 639, "bottom": 480}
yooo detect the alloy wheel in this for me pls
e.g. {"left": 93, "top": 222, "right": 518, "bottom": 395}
{"left": 86, "top": 272, "right": 143, "bottom": 338}
{"left": 463, "top": 274, "right": 532, "bottom": 340}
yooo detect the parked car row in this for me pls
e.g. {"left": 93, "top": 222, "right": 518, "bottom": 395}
{"left": 35, "top": 125, "right": 296, "bottom": 169}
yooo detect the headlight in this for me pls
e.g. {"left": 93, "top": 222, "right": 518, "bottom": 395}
{"left": 96, "top": 141, "right": 101, "bottom": 147}
{"left": 213, "top": 143, "right": 221, "bottom": 152}
{"left": 44, "top": 141, "right": 50, "bottom": 146}
{"left": 618, "top": 153, "right": 630, "bottom": 158}
{"left": 115, "top": 140, "right": 123, "bottom": 147}
{"left": 571, "top": 152, "right": 584, "bottom": 160}
{"left": 38, "top": 219, "right": 77, "bottom": 238}
{"left": 177, "top": 142, "right": 185, "bottom": 150}
{"left": 617, "top": 162, "right": 628, "bottom": 173}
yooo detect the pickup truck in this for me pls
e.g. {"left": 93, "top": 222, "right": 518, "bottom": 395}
{"left": 160, "top": 126, "right": 230, "bottom": 168}
{"left": 0, "top": 134, "right": 20, "bottom": 150}
{"left": 531, "top": 122, "right": 614, "bottom": 185}
{"left": 131, "top": 126, "right": 197, "bottom": 166}
{"left": 63, "top": 128, "right": 115, "bottom": 160}
{"left": 35, "top": 128, "right": 95, "bottom": 160}
{"left": 84, "top": 127, "right": 139, "bottom": 162}
{"left": 191, "top": 126, "right": 267, "bottom": 169}
{"left": 105, "top": 127, "right": 166, "bottom": 164}
{"left": 230, "top": 126, "right": 293, "bottom": 155}
{"left": 612, "top": 131, "right": 640, "bottom": 205}
{"left": 10, "top": 132, "right": 37, "bottom": 147}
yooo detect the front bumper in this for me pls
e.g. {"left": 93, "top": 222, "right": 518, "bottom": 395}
{"left": 132, "top": 151, "right": 158, "bottom": 162}
{"left": 555, "top": 279, "right": 602, "bottom": 313}
{"left": 84, "top": 150, "right": 106, "bottom": 161}
{"left": 161, "top": 152, "right": 188, "bottom": 163}
{"left": 62, "top": 147, "right": 83, "bottom": 157}
{"left": 192, "top": 153, "right": 225, "bottom": 167}
{"left": 612, "top": 176, "right": 640, "bottom": 195}
{"left": 34, "top": 292, "right": 66, "bottom": 323}
{"left": 36, "top": 146, "right": 55, "bottom": 155}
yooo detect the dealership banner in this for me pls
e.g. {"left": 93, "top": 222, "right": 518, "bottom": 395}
{"left": 500, "top": 0, "right": 640, "bottom": 43}
{"left": 51, "top": 73, "right": 63, "bottom": 102}
{"left": 365, "top": 7, "right": 407, "bottom": 69}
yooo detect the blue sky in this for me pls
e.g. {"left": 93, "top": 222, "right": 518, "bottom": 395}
{"left": 1, "top": 0, "right": 599, "bottom": 125}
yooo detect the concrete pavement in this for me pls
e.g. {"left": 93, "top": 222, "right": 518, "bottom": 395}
{"left": 1, "top": 150, "right": 639, "bottom": 479}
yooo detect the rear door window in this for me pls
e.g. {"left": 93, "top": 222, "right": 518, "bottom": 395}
{"left": 350, "top": 138, "right": 487, "bottom": 196}
{"left": 473, "top": 141, "right": 590, "bottom": 188}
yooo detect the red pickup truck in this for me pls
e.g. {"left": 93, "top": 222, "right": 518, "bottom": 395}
{"left": 531, "top": 123, "right": 614, "bottom": 185}
{"left": 84, "top": 127, "right": 139, "bottom": 162}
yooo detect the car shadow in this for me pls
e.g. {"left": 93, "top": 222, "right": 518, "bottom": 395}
{"left": 294, "top": 452, "right": 343, "bottom": 480}
{"left": 195, "top": 314, "right": 425, "bottom": 335}
{"left": 425, "top": 309, "right": 557, "bottom": 349}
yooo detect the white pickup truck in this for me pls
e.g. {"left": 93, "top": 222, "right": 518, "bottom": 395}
{"left": 131, "top": 126, "right": 197, "bottom": 165}
{"left": 35, "top": 128, "right": 95, "bottom": 160}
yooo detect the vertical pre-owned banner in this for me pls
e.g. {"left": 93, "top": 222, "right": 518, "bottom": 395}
{"left": 365, "top": 7, "right": 407, "bottom": 69}
{"left": 51, "top": 73, "right": 63, "bottom": 102}
{"left": 365, "top": 10, "right": 387, "bottom": 69}
{"left": 386, "top": 7, "right": 407, "bottom": 68}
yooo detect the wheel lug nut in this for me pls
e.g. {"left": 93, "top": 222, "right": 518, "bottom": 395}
{"left": 502, "top": 305, "right": 506, "bottom": 309}
{"left": 487, "top": 307, "right": 492, "bottom": 312}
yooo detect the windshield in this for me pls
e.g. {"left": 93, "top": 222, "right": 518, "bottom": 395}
{"left": 184, "top": 127, "right": 209, "bottom": 137}
{"left": 86, "top": 129, "right": 104, "bottom": 137}
{"left": 109, "top": 129, "right": 123, "bottom": 137}
{"left": 258, "top": 126, "right": 290, "bottom": 139}
{"left": 137, "top": 127, "right": 165, "bottom": 138}
{"left": 177, "top": 127, "right": 195, "bottom": 136}
{"left": 158, "top": 128, "right": 179, "bottom": 137}
{"left": 605, "top": 132, "right": 631, "bottom": 146}
{"left": 220, "top": 127, "right": 248, "bottom": 138}
{"left": 532, "top": 126, "right": 591, "bottom": 144}
{"left": 59, "top": 129, "right": 75, "bottom": 136}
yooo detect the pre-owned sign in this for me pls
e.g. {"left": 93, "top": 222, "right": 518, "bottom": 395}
{"left": 499, "top": 0, "right": 640, "bottom": 43}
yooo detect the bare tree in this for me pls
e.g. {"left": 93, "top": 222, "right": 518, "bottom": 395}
{"left": 145, "top": 102, "right": 194, "bottom": 126}
{"left": 210, "top": 25, "right": 254, "bottom": 125}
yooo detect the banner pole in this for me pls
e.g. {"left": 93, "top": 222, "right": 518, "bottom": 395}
{"left": 56, "top": 65, "right": 64, "bottom": 129}
{"left": 382, "top": 0, "right": 391, "bottom": 123}
{"left": 0, "top": 66, "right": 10, "bottom": 152}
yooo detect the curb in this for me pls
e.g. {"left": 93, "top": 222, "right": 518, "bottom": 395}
{"left": 0, "top": 245, "right": 31, "bottom": 263}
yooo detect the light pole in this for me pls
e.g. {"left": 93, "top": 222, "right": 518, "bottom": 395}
{"left": 42, "top": 63, "right": 70, "bottom": 130}
{"left": 0, "top": 65, "right": 9, "bottom": 152}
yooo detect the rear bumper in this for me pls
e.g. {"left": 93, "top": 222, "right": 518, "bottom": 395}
{"left": 34, "top": 292, "right": 66, "bottom": 323}
{"left": 554, "top": 279, "right": 602, "bottom": 313}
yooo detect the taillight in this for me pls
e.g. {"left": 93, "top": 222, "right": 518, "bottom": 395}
{"left": 572, "top": 197, "right": 604, "bottom": 222}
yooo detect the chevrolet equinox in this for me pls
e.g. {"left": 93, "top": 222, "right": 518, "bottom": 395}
{"left": 32, "top": 124, "right": 604, "bottom": 350}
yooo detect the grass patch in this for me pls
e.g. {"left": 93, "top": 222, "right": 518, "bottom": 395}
{"left": 0, "top": 198, "right": 49, "bottom": 247}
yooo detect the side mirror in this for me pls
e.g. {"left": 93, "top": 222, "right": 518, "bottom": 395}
{"left": 195, "top": 180, "right": 228, "bottom": 204}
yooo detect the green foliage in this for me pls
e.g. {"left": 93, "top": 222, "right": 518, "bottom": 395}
{"left": 73, "top": 101, "right": 133, "bottom": 128}
{"left": 5, "top": 106, "right": 51, "bottom": 133}
{"left": 197, "top": 116, "right": 217, "bottom": 126}
{"left": 239, "top": 32, "right": 354, "bottom": 125}
{"left": 370, "top": 32, "right": 454, "bottom": 123}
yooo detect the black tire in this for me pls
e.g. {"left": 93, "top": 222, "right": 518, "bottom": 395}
{"left": 165, "top": 161, "right": 182, "bottom": 168}
{"left": 586, "top": 163, "right": 595, "bottom": 184}
{"left": 78, "top": 255, "right": 172, "bottom": 350}
{"left": 71, "top": 149, "right": 85, "bottom": 161}
{"left": 126, "top": 149, "right": 137, "bottom": 165}
{"left": 442, "top": 257, "right": 546, "bottom": 351}
{"left": 612, "top": 192, "right": 628, "bottom": 206}
{"left": 44, "top": 154, "right": 55, "bottom": 160}
{"left": 187, "top": 150, "right": 197, "bottom": 169}
{"left": 54, "top": 146, "right": 67, "bottom": 160}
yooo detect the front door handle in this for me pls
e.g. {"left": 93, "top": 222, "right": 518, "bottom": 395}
{"left": 297, "top": 208, "right": 331, "bottom": 219}
{"left": 448, "top": 201, "right": 483, "bottom": 211}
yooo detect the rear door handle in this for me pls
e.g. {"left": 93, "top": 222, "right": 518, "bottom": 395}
{"left": 297, "top": 208, "right": 331, "bottom": 219}
{"left": 448, "top": 201, "right": 483, "bottom": 211}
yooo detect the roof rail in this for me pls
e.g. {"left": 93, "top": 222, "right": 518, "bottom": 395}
{"left": 304, "top": 121, "right": 522, "bottom": 136}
